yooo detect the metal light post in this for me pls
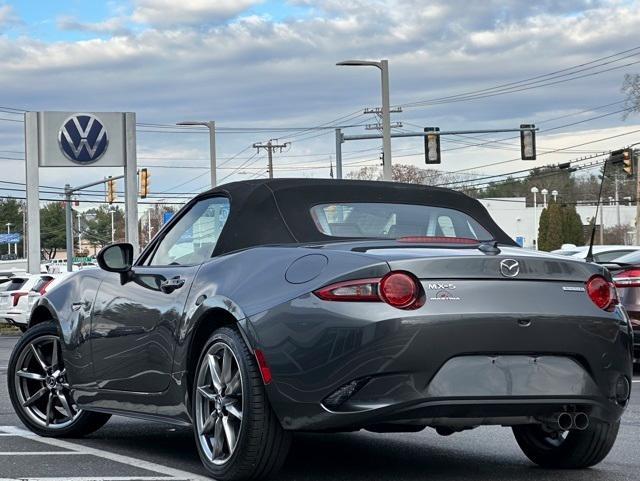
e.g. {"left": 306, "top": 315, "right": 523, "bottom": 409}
{"left": 551, "top": 190, "right": 558, "bottom": 202}
{"left": 109, "top": 206, "right": 116, "bottom": 243}
{"left": 5, "top": 223, "right": 12, "bottom": 256}
{"left": 177, "top": 120, "right": 217, "bottom": 188}
{"left": 531, "top": 187, "right": 539, "bottom": 250}
{"left": 541, "top": 188, "right": 548, "bottom": 208}
{"left": 337, "top": 59, "right": 392, "bottom": 181}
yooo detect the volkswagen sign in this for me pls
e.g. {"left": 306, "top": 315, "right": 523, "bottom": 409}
{"left": 58, "top": 114, "right": 109, "bottom": 164}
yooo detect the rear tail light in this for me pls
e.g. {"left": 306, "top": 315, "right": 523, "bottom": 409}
{"left": 313, "top": 278, "right": 381, "bottom": 302}
{"left": 585, "top": 275, "right": 618, "bottom": 311}
{"left": 613, "top": 268, "right": 640, "bottom": 288}
{"left": 314, "top": 271, "right": 423, "bottom": 310}
{"left": 10, "top": 291, "right": 28, "bottom": 307}
{"left": 38, "top": 279, "right": 53, "bottom": 294}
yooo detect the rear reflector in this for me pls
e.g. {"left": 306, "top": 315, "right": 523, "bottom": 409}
{"left": 613, "top": 268, "right": 640, "bottom": 288}
{"left": 254, "top": 349, "right": 272, "bottom": 385}
{"left": 586, "top": 275, "right": 618, "bottom": 311}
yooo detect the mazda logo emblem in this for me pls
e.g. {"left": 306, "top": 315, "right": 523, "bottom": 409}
{"left": 500, "top": 259, "right": 520, "bottom": 277}
{"left": 58, "top": 114, "right": 109, "bottom": 164}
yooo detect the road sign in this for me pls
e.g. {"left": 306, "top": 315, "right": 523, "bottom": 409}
{"left": 0, "top": 233, "right": 21, "bottom": 244}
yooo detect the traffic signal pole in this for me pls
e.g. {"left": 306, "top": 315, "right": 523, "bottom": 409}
{"left": 635, "top": 150, "right": 640, "bottom": 244}
{"left": 64, "top": 174, "right": 125, "bottom": 272}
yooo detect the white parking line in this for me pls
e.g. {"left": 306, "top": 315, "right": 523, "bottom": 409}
{"left": 0, "top": 452, "right": 85, "bottom": 455}
{"left": 0, "top": 478, "right": 188, "bottom": 481}
{"left": 0, "top": 426, "right": 210, "bottom": 481}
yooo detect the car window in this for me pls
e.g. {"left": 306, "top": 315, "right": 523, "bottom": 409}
{"left": 149, "top": 197, "right": 230, "bottom": 266}
{"left": 1, "top": 278, "right": 27, "bottom": 291}
{"left": 30, "top": 276, "right": 53, "bottom": 293}
{"left": 309, "top": 203, "right": 492, "bottom": 240}
{"left": 594, "top": 250, "right": 635, "bottom": 263}
{"left": 606, "top": 249, "right": 640, "bottom": 264}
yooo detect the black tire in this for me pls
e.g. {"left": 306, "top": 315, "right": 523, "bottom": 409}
{"left": 192, "top": 326, "right": 291, "bottom": 481}
{"left": 512, "top": 420, "right": 620, "bottom": 468}
{"left": 7, "top": 321, "right": 111, "bottom": 438}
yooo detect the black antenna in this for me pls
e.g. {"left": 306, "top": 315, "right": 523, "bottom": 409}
{"left": 585, "top": 157, "right": 610, "bottom": 262}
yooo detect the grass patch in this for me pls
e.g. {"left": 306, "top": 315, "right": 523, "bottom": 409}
{"left": 0, "top": 322, "right": 20, "bottom": 335}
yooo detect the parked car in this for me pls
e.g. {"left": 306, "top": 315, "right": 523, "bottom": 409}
{"left": 0, "top": 274, "right": 53, "bottom": 332}
{"left": 551, "top": 244, "right": 640, "bottom": 262}
{"left": 601, "top": 249, "right": 640, "bottom": 364}
{"left": 8, "top": 179, "right": 633, "bottom": 480}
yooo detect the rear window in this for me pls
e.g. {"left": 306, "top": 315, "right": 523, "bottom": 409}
{"left": 30, "top": 276, "right": 53, "bottom": 293}
{"left": 1, "top": 278, "right": 27, "bottom": 291}
{"left": 310, "top": 203, "right": 492, "bottom": 240}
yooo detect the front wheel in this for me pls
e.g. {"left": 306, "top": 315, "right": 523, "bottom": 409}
{"left": 7, "top": 322, "right": 111, "bottom": 437}
{"left": 192, "top": 326, "right": 291, "bottom": 481}
{"left": 512, "top": 419, "right": 620, "bottom": 468}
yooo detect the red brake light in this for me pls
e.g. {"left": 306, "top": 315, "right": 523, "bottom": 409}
{"left": 613, "top": 268, "right": 640, "bottom": 288}
{"left": 10, "top": 291, "right": 28, "bottom": 307}
{"left": 397, "top": 236, "right": 478, "bottom": 244}
{"left": 314, "top": 278, "right": 381, "bottom": 302}
{"left": 379, "top": 272, "right": 422, "bottom": 309}
{"left": 586, "top": 275, "right": 618, "bottom": 310}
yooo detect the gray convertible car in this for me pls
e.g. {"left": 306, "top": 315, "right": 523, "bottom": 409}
{"left": 7, "top": 179, "right": 634, "bottom": 480}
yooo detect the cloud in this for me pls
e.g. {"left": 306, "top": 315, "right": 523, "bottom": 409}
{"left": 0, "top": 0, "right": 639, "bottom": 194}
{"left": 131, "top": 0, "right": 262, "bottom": 27}
{"left": 57, "top": 16, "right": 132, "bottom": 37}
{"left": 0, "top": 4, "right": 19, "bottom": 30}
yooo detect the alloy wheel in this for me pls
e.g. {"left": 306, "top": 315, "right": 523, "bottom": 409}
{"left": 13, "top": 335, "right": 81, "bottom": 429}
{"left": 195, "top": 341, "right": 244, "bottom": 465}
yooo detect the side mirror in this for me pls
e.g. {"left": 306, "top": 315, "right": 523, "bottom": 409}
{"left": 97, "top": 243, "right": 134, "bottom": 273}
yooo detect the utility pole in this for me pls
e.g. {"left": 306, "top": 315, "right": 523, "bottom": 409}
{"left": 335, "top": 129, "right": 343, "bottom": 179}
{"left": 599, "top": 196, "right": 605, "bottom": 245}
{"left": 635, "top": 149, "right": 640, "bottom": 244}
{"left": 253, "top": 140, "right": 290, "bottom": 178}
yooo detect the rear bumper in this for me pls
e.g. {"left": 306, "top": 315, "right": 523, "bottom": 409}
{"left": 249, "top": 296, "right": 633, "bottom": 431}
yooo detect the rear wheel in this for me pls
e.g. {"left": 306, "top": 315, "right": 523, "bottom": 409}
{"left": 192, "top": 326, "right": 290, "bottom": 481}
{"left": 7, "top": 322, "right": 111, "bottom": 437}
{"left": 512, "top": 420, "right": 620, "bottom": 468}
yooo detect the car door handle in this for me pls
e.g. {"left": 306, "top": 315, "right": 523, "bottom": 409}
{"left": 160, "top": 277, "right": 185, "bottom": 293}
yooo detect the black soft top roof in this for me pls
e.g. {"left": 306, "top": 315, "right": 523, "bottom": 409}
{"left": 202, "top": 178, "right": 516, "bottom": 255}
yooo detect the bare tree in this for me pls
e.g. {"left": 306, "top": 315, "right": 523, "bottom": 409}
{"left": 347, "top": 163, "right": 472, "bottom": 188}
{"left": 622, "top": 73, "right": 640, "bottom": 119}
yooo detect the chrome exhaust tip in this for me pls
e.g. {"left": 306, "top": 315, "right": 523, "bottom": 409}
{"left": 557, "top": 412, "right": 573, "bottom": 431}
{"left": 573, "top": 412, "right": 589, "bottom": 431}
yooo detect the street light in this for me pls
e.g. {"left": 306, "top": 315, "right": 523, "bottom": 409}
{"left": 337, "top": 59, "right": 392, "bottom": 181}
{"left": 541, "top": 188, "right": 548, "bottom": 208}
{"left": 531, "top": 187, "right": 539, "bottom": 250}
{"left": 109, "top": 206, "right": 116, "bottom": 243}
{"left": 551, "top": 190, "right": 558, "bottom": 202}
{"left": 177, "top": 120, "right": 217, "bottom": 188}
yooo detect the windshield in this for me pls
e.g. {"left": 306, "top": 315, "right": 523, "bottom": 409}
{"left": 310, "top": 203, "right": 492, "bottom": 241}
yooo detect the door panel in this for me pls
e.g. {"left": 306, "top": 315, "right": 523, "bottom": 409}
{"left": 90, "top": 266, "right": 199, "bottom": 392}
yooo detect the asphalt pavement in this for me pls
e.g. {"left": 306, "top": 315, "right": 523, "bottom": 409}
{"left": 0, "top": 334, "right": 639, "bottom": 481}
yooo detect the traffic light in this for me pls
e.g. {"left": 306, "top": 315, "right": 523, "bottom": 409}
{"left": 424, "top": 127, "right": 441, "bottom": 164}
{"left": 139, "top": 168, "right": 150, "bottom": 198}
{"left": 610, "top": 148, "right": 635, "bottom": 177}
{"left": 520, "top": 124, "right": 536, "bottom": 160}
{"left": 106, "top": 177, "right": 116, "bottom": 204}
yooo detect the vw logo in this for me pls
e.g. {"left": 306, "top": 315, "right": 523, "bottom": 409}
{"left": 500, "top": 259, "right": 520, "bottom": 277}
{"left": 58, "top": 114, "right": 109, "bottom": 164}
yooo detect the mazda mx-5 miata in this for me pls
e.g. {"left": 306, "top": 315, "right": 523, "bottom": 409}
{"left": 8, "top": 179, "right": 633, "bottom": 480}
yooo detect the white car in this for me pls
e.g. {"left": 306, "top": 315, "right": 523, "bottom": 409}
{"left": 0, "top": 274, "right": 54, "bottom": 331}
{"left": 550, "top": 245, "right": 640, "bottom": 263}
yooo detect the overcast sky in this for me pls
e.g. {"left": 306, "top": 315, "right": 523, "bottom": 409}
{"left": 1, "top": 0, "right": 639, "bottom": 206}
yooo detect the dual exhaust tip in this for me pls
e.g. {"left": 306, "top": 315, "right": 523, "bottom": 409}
{"left": 546, "top": 412, "right": 589, "bottom": 431}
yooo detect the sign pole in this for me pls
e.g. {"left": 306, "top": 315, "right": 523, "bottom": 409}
{"left": 124, "top": 112, "right": 139, "bottom": 255}
{"left": 24, "top": 112, "right": 41, "bottom": 274}
{"left": 64, "top": 186, "right": 74, "bottom": 272}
